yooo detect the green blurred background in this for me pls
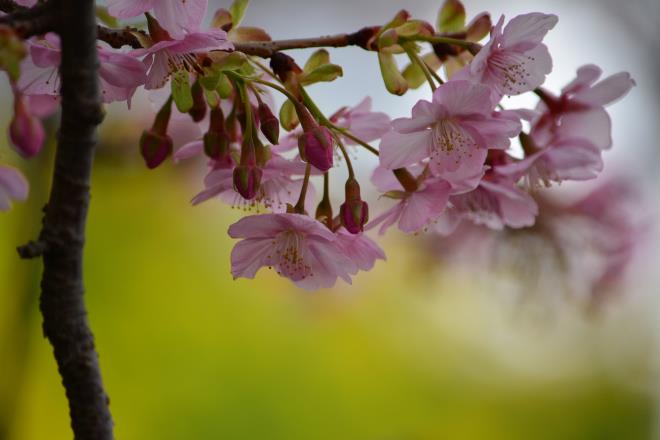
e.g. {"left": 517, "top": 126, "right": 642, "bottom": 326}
{"left": 2, "top": 0, "right": 660, "bottom": 438}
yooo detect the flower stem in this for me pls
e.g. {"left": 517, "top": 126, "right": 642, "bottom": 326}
{"left": 294, "top": 163, "right": 312, "bottom": 214}
{"left": 404, "top": 44, "right": 436, "bottom": 92}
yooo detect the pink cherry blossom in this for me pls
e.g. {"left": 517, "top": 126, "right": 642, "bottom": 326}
{"left": 334, "top": 228, "right": 386, "bottom": 272}
{"left": 107, "top": 0, "right": 208, "bottom": 39}
{"left": 379, "top": 80, "right": 521, "bottom": 178}
{"left": 14, "top": 0, "right": 36, "bottom": 6}
{"left": 368, "top": 166, "right": 453, "bottom": 235}
{"left": 192, "top": 153, "right": 311, "bottom": 213}
{"left": 17, "top": 35, "right": 147, "bottom": 104}
{"left": 496, "top": 137, "right": 603, "bottom": 187}
{"left": 443, "top": 175, "right": 538, "bottom": 231}
{"left": 0, "top": 164, "right": 29, "bottom": 212}
{"left": 454, "top": 13, "right": 558, "bottom": 98}
{"left": 137, "top": 30, "right": 233, "bottom": 89}
{"left": 228, "top": 213, "right": 358, "bottom": 290}
{"left": 330, "top": 97, "right": 391, "bottom": 144}
{"left": 531, "top": 65, "right": 635, "bottom": 150}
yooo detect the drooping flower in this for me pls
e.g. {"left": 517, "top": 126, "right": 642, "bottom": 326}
{"left": 441, "top": 174, "right": 538, "bottom": 231}
{"left": 496, "top": 136, "right": 603, "bottom": 188}
{"left": 334, "top": 228, "right": 386, "bottom": 272}
{"left": 192, "top": 153, "right": 312, "bottom": 213}
{"left": 368, "top": 166, "right": 453, "bottom": 235}
{"left": 330, "top": 97, "right": 391, "bottom": 145}
{"left": 228, "top": 213, "right": 358, "bottom": 290}
{"left": 17, "top": 34, "right": 147, "bottom": 104}
{"left": 137, "top": 26, "right": 233, "bottom": 90}
{"left": 379, "top": 80, "right": 521, "bottom": 179}
{"left": 531, "top": 64, "right": 635, "bottom": 150}
{"left": 0, "top": 164, "right": 29, "bottom": 212}
{"left": 454, "top": 13, "right": 558, "bottom": 98}
{"left": 107, "top": 0, "right": 208, "bottom": 39}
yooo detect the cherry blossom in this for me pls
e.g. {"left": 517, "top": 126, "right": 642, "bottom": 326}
{"left": 330, "top": 97, "right": 392, "bottom": 145}
{"left": 107, "top": 0, "right": 208, "bottom": 39}
{"left": 454, "top": 13, "right": 558, "bottom": 98}
{"left": 17, "top": 34, "right": 147, "bottom": 104}
{"left": 531, "top": 64, "right": 635, "bottom": 150}
{"left": 334, "top": 228, "right": 386, "bottom": 272}
{"left": 0, "top": 164, "right": 29, "bottom": 212}
{"left": 229, "top": 213, "right": 357, "bottom": 290}
{"left": 136, "top": 29, "right": 233, "bottom": 90}
{"left": 379, "top": 80, "right": 521, "bottom": 178}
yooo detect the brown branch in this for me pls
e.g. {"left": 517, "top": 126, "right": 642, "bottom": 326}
{"left": 97, "top": 25, "right": 145, "bottom": 49}
{"left": 0, "top": 1, "right": 56, "bottom": 38}
{"left": 22, "top": 0, "right": 115, "bottom": 438}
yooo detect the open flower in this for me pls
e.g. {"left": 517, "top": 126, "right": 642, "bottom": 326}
{"left": 192, "top": 153, "right": 312, "bottom": 213}
{"left": 0, "top": 164, "right": 29, "bottom": 212}
{"left": 379, "top": 80, "right": 521, "bottom": 179}
{"left": 17, "top": 34, "right": 147, "bottom": 104}
{"left": 137, "top": 28, "right": 233, "bottom": 89}
{"left": 442, "top": 174, "right": 538, "bottom": 231}
{"left": 334, "top": 228, "right": 386, "bottom": 272}
{"left": 107, "top": 0, "right": 208, "bottom": 39}
{"left": 454, "top": 13, "right": 558, "bottom": 98}
{"left": 531, "top": 64, "right": 635, "bottom": 150}
{"left": 228, "top": 213, "right": 358, "bottom": 290}
{"left": 330, "top": 97, "right": 391, "bottom": 144}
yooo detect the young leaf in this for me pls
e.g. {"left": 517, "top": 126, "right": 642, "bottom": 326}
{"left": 211, "top": 8, "right": 233, "bottom": 29}
{"left": 279, "top": 99, "right": 300, "bottom": 131}
{"left": 466, "top": 13, "right": 492, "bottom": 42}
{"left": 437, "top": 0, "right": 466, "bottom": 33}
{"left": 303, "top": 49, "right": 330, "bottom": 74}
{"left": 301, "top": 64, "right": 343, "bottom": 85}
{"left": 378, "top": 52, "right": 408, "bottom": 96}
{"left": 171, "top": 70, "right": 193, "bottom": 113}
{"left": 96, "top": 6, "right": 119, "bottom": 28}
{"left": 217, "top": 73, "right": 234, "bottom": 99}
{"left": 229, "top": 0, "right": 250, "bottom": 27}
{"left": 230, "top": 27, "right": 271, "bottom": 42}
{"left": 0, "top": 29, "right": 26, "bottom": 82}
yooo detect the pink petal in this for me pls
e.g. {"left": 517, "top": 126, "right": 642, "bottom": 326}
{"left": 379, "top": 129, "right": 432, "bottom": 170}
{"left": 230, "top": 237, "right": 277, "bottom": 279}
{"left": 107, "top": 0, "right": 154, "bottom": 19}
{"left": 501, "top": 13, "right": 558, "bottom": 50}
{"left": 573, "top": 72, "right": 635, "bottom": 107}
{"left": 559, "top": 108, "right": 612, "bottom": 150}
{"left": 433, "top": 80, "right": 494, "bottom": 115}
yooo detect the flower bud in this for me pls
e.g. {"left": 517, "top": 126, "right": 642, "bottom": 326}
{"left": 188, "top": 80, "right": 207, "bottom": 122}
{"left": 203, "top": 130, "right": 230, "bottom": 160}
{"left": 9, "top": 95, "right": 45, "bottom": 159}
{"left": 140, "top": 130, "right": 173, "bottom": 169}
{"left": 233, "top": 164, "right": 262, "bottom": 200}
{"left": 298, "top": 126, "right": 334, "bottom": 172}
{"left": 339, "top": 178, "right": 369, "bottom": 234}
{"left": 257, "top": 102, "right": 280, "bottom": 144}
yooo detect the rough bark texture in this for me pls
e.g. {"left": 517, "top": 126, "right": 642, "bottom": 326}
{"left": 36, "top": 0, "right": 114, "bottom": 438}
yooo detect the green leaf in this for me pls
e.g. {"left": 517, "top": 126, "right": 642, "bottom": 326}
{"left": 171, "top": 70, "right": 193, "bottom": 113}
{"left": 437, "top": 0, "right": 466, "bottom": 33}
{"left": 279, "top": 99, "right": 299, "bottom": 131}
{"left": 301, "top": 64, "right": 343, "bottom": 86}
{"left": 466, "top": 13, "right": 491, "bottom": 42}
{"left": 378, "top": 52, "right": 408, "bottom": 96}
{"left": 204, "top": 89, "right": 220, "bottom": 108}
{"left": 208, "top": 51, "right": 249, "bottom": 72}
{"left": 303, "top": 49, "right": 330, "bottom": 74}
{"left": 229, "top": 0, "right": 250, "bottom": 27}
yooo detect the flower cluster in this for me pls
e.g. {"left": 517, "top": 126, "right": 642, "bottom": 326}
{"left": 0, "top": 0, "right": 635, "bottom": 292}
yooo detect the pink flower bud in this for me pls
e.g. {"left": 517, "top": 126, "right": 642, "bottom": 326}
{"left": 298, "top": 126, "right": 334, "bottom": 172}
{"left": 9, "top": 95, "right": 45, "bottom": 158}
{"left": 339, "top": 178, "right": 369, "bottom": 234}
{"left": 140, "top": 129, "right": 173, "bottom": 169}
{"left": 233, "top": 164, "right": 262, "bottom": 200}
{"left": 257, "top": 102, "right": 280, "bottom": 144}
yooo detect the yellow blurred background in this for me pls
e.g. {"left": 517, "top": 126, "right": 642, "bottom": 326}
{"left": 2, "top": 0, "right": 660, "bottom": 439}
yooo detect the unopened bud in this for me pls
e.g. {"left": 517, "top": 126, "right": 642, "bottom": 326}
{"left": 140, "top": 129, "right": 173, "bottom": 169}
{"left": 339, "top": 178, "right": 369, "bottom": 234}
{"left": 203, "top": 130, "right": 230, "bottom": 160}
{"left": 188, "top": 80, "right": 207, "bottom": 122}
{"left": 9, "top": 95, "right": 45, "bottom": 158}
{"left": 233, "top": 164, "right": 262, "bottom": 200}
{"left": 257, "top": 102, "right": 280, "bottom": 144}
{"left": 298, "top": 126, "right": 334, "bottom": 172}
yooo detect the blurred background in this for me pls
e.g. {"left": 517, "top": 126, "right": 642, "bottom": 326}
{"left": 1, "top": 0, "right": 659, "bottom": 438}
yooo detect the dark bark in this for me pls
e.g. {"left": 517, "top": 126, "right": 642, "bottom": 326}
{"left": 20, "top": 0, "right": 115, "bottom": 438}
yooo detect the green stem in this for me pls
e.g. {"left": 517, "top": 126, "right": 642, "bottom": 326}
{"left": 330, "top": 131, "right": 355, "bottom": 179}
{"left": 404, "top": 44, "right": 436, "bottom": 92}
{"left": 294, "top": 163, "right": 312, "bottom": 214}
